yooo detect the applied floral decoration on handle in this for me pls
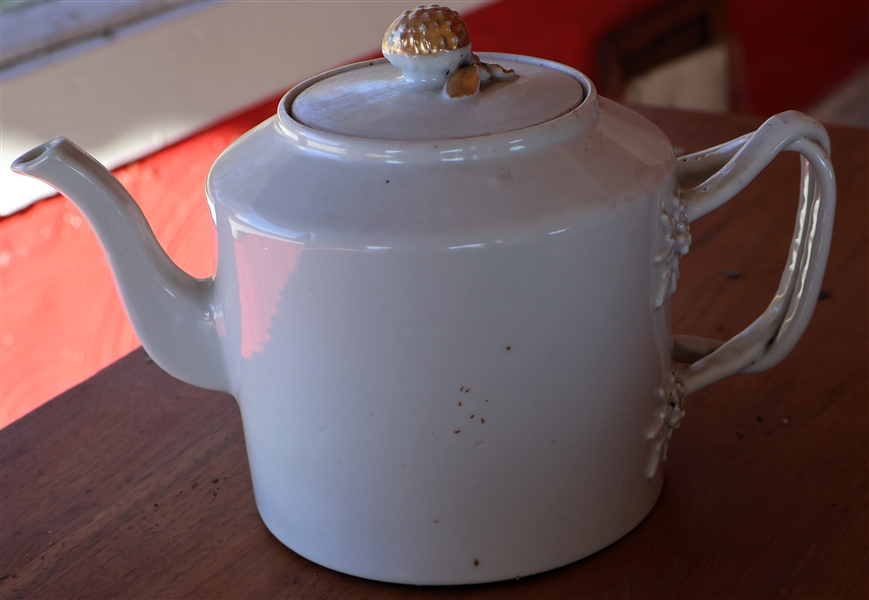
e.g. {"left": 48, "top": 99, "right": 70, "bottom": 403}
{"left": 653, "top": 192, "right": 692, "bottom": 309}
{"left": 644, "top": 373, "right": 686, "bottom": 479}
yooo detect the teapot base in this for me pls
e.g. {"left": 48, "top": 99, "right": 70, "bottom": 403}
{"left": 251, "top": 469, "right": 663, "bottom": 585}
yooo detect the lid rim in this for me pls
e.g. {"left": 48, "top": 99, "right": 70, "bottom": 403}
{"left": 277, "top": 53, "right": 600, "bottom": 162}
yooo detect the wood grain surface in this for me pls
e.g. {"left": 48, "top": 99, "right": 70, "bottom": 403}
{"left": 1, "top": 108, "right": 866, "bottom": 599}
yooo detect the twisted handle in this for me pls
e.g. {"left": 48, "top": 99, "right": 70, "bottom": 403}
{"left": 673, "top": 111, "right": 835, "bottom": 395}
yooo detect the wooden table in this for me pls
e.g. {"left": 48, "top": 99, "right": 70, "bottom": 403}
{"left": 2, "top": 108, "right": 866, "bottom": 598}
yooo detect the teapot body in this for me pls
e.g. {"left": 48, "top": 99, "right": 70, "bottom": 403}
{"left": 205, "top": 61, "right": 680, "bottom": 583}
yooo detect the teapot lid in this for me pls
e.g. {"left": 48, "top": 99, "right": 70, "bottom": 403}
{"left": 289, "top": 5, "right": 585, "bottom": 141}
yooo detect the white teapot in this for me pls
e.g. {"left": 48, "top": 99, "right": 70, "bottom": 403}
{"left": 11, "top": 5, "right": 834, "bottom": 585}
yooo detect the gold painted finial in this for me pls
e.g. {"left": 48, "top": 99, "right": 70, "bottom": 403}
{"left": 382, "top": 4, "right": 517, "bottom": 98}
{"left": 382, "top": 5, "right": 471, "bottom": 57}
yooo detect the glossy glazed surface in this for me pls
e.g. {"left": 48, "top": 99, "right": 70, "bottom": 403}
{"left": 202, "top": 66, "right": 678, "bottom": 581}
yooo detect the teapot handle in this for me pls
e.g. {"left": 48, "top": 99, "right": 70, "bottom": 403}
{"left": 671, "top": 111, "right": 835, "bottom": 395}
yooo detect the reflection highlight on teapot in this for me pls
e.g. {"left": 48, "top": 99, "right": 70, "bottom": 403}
{"left": 231, "top": 220, "right": 302, "bottom": 359}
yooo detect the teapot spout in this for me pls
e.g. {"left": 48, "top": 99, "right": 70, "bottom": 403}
{"left": 11, "top": 137, "right": 231, "bottom": 394}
